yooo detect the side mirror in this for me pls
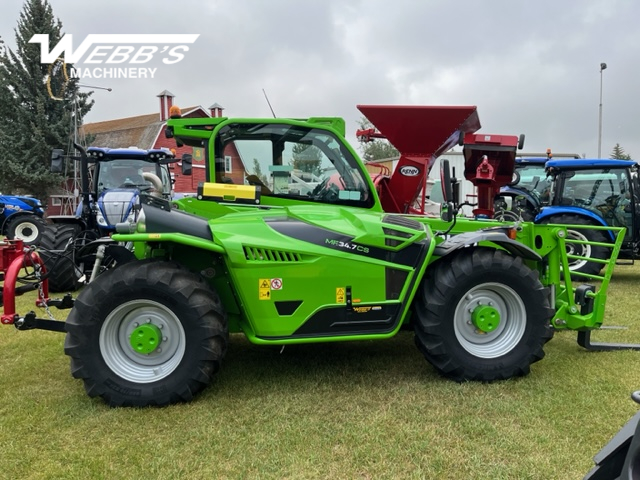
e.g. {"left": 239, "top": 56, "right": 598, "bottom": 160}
{"left": 181, "top": 154, "right": 192, "bottom": 176}
{"left": 51, "top": 148, "right": 65, "bottom": 173}
{"left": 451, "top": 167, "right": 461, "bottom": 206}
{"left": 440, "top": 159, "right": 459, "bottom": 223}
{"left": 507, "top": 170, "right": 521, "bottom": 187}
{"left": 440, "top": 159, "right": 453, "bottom": 203}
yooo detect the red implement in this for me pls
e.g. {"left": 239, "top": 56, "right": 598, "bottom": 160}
{"left": 462, "top": 133, "right": 520, "bottom": 218}
{"left": 0, "top": 240, "right": 49, "bottom": 325}
{"left": 357, "top": 105, "right": 481, "bottom": 214}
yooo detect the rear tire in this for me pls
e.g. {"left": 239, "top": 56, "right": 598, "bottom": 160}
{"left": 64, "top": 260, "right": 228, "bottom": 407}
{"left": 540, "top": 214, "right": 610, "bottom": 276}
{"left": 38, "top": 224, "right": 83, "bottom": 292}
{"left": 6, "top": 215, "right": 46, "bottom": 246}
{"left": 413, "top": 248, "right": 554, "bottom": 382}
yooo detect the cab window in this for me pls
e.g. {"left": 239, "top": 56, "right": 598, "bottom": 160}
{"left": 215, "top": 123, "right": 374, "bottom": 208}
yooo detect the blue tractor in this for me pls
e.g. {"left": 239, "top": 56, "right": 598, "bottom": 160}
{"left": 40, "top": 144, "right": 180, "bottom": 292}
{"left": 0, "top": 194, "right": 47, "bottom": 246}
{"left": 495, "top": 156, "right": 639, "bottom": 275}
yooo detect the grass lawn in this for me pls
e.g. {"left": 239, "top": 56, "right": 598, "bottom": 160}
{"left": 2, "top": 264, "right": 640, "bottom": 479}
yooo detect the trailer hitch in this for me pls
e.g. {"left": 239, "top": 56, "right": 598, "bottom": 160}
{"left": 14, "top": 311, "right": 66, "bottom": 332}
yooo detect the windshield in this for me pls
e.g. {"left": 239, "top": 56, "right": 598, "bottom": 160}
{"left": 95, "top": 159, "right": 170, "bottom": 195}
{"left": 214, "top": 123, "right": 374, "bottom": 208}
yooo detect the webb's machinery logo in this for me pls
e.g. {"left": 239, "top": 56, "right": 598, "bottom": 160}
{"left": 29, "top": 34, "right": 200, "bottom": 79}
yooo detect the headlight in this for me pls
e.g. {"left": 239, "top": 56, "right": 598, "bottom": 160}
{"left": 96, "top": 210, "right": 107, "bottom": 226}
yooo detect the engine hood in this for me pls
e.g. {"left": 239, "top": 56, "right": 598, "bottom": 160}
{"left": 132, "top": 201, "right": 429, "bottom": 266}
{"left": 97, "top": 189, "right": 139, "bottom": 228}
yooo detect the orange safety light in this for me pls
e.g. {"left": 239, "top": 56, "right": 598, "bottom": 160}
{"left": 169, "top": 105, "right": 182, "bottom": 119}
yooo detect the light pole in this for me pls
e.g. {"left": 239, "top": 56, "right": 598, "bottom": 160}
{"left": 598, "top": 62, "right": 607, "bottom": 158}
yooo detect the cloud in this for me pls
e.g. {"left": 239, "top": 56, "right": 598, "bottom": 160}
{"left": 1, "top": 0, "right": 638, "bottom": 158}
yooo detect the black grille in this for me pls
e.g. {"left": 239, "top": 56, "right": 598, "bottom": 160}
{"left": 244, "top": 246, "right": 302, "bottom": 262}
{"left": 382, "top": 214, "right": 423, "bottom": 231}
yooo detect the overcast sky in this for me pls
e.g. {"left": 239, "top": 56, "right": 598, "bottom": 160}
{"left": 2, "top": 0, "right": 639, "bottom": 159}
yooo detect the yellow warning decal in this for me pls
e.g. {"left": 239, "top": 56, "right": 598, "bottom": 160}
{"left": 259, "top": 278, "right": 270, "bottom": 300}
{"left": 259, "top": 289, "right": 271, "bottom": 300}
{"left": 336, "top": 287, "right": 345, "bottom": 303}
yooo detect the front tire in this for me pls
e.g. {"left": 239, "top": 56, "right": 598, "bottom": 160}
{"left": 413, "top": 248, "right": 554, "bottom": 382}
{"left": 540, "top": 214, "right": 610, "bottom": 276}
{"left": 64, "top": 260, "right": 228, "bottom": 407}
{"left": 38, "top": 224, "right": 84, "bottom": 292}
{"left": 6, "top": 215, "right": 46, "bottom": 246}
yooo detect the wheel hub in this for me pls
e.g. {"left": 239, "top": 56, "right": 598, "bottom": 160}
{"left": 472, "top": 304, "right": 500, "bottom": 333}
{"left": 129, "top": 323, "right": 162, "bottom": 354}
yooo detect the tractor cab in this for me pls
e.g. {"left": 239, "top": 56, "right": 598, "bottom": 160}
{"left": 89, "top": 147, "right": 175, "bottom": 199}
{"left": 48, "top": 145, "right": 178, "bottom": 235}
{"left": 542, "top": 159, "right": 640, "bottom": 242}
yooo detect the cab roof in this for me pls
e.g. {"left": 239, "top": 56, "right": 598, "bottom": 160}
{"left": 546, "top": 159, "right": 636, "bottom": 170}
{"left": 87, "top": 147, "right": 175, "bottom": 162}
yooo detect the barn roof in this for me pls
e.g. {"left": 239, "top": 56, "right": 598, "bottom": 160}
{"left": 81, "top": 106, "right": 204, "bottom": 149}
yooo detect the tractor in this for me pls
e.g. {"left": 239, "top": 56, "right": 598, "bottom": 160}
{"left": 0, "top": 105, "right": 628, "bottom": 407}
{"left": 39, "top": 145, "right": 179, "bottom": 292}
{"left": 0, "top": 194, "right": 47, "bottom": 246}
{"left": 495, "top": 155, "right": 640, "bottom": 276}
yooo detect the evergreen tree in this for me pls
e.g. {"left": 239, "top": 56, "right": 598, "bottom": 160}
{"left": 610, "top": 143, "right": 632, "bottom": 160}
{"left": 0, "top": 0, "right": 93, "bottom": 201}
{"left": 356, "top": 117, "right": 399, "bottom": 162}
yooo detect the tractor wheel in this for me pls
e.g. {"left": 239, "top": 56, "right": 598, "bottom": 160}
{"left": 413, "top": 248, "right": 554, "bottom": 382}
{"left": 38, "top": 224, "right": 83, "bottom": 293}
{"left": 64, "top": 260, "right": 228, "bottom": 407}
{"left": 6, "top": 215, "right": 46, "bottom": 246}
{"left": 540, "top": 214, "right": 610, "bottom": 276}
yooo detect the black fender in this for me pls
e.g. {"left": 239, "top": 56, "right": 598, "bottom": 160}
{"left": 433, "top": 230, "right": 542, "bottom": 262}
{"left": 76, "top": 237, "right": 136, "bottom": 265}
{"left": 47, "top": 215, "right": 88, "bottom": 231}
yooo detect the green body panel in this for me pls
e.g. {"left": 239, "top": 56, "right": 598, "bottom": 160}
{"left": 117, "top": 204, "right": 433, "bottom": 344}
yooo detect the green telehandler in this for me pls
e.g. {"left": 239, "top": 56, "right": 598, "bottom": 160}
{"left": 2, "top": 105, "right": 626, "bottom": 406}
